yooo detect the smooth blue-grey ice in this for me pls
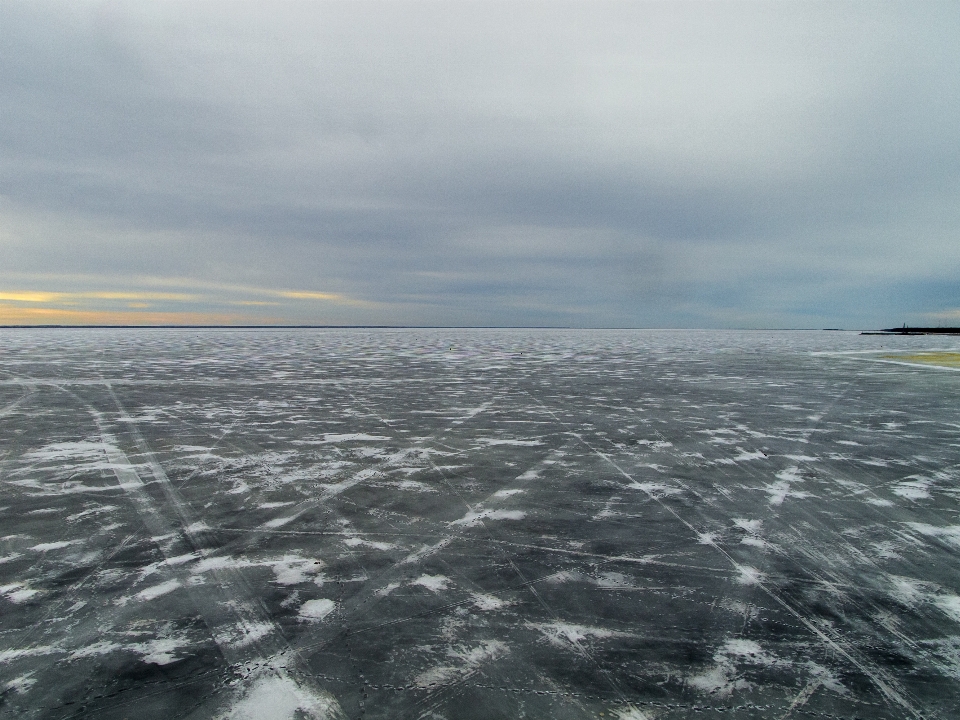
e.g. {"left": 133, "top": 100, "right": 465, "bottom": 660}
{"left": 1, "top": 329, "right": 959, "bottom": 719}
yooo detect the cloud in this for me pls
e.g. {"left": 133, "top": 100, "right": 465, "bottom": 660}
{"left": 1, "top": 1, "right": 959, "bottom": 326}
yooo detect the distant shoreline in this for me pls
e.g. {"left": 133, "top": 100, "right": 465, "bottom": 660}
{"left": 863, "top": 327, "right": 960, "bottom": 336}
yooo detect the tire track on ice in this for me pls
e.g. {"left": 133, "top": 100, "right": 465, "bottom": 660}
{"left": 90, "top": 385, "right": 347, "bottom": 720}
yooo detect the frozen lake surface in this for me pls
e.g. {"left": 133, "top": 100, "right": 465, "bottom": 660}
{"left": 1, "top": 328, "right": 959, "bottom": 719}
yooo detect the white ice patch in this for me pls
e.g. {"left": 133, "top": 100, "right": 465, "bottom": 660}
{"left": 633, "top": 439, "right": 674, "bottom": 449}
{"left": 906, "top": 523, "right": 960, "bottom": 548}
{"left": 374, "top": 582, "right": 400, "bottom": 597}
{"left": 530, "top": 621, "right": 627, "bottom": 647}
{"left": 888, "top": 576, "right": 928, "bottom": 606}
{"left": 189, "top": 553, "right": 323, "bottom": 586}
{"left": 687, "top": 638, "right": 783, "bottom": 697}
{"left": 494, "top": 488, "right": 526, "bottom": 498}
{"left": 733, "top": 518, "right": 762, "bottom": 534}
{"left": 22, "top": 441, "right": 115, "bottom": 463}
{"left": 69, "top": 641, "right": 123, "bottom": 660}
{"left": 193, "top": 556, "right": 247, "bottom": 573}
{"left": 892, "top": 477, "right": 933, "bottom": 500}
{"left": 135, "top": 579, "right": 181, "bottom": 601}
{"left": 449, "top": 509, "right": 526, "bottom": 526}
{"left": 264, "top": 515, "right": 298, "bottom": 529}
{"left": 697, "top": 532, "right": 719, "bottom": 545}
{"left": 471, "top": 593, "right": 510, "bottom": 610}
{"left": 413, "top": 640, "right": 508, "bottom": 688}
{"left": 735, "top": 566, "right": 764, "bottom": 585}
{"left": 30, "top": 540, "right": 80, "bottom": 552}
{"left": 476, "top": 438, "right": 542, "bottom": 446}
{"left": 270, "top": 556, "right": 325, "bottom": 585}
{"left": 763, "top": 470, "right": 811, "bottom": 505}
{"left": 776, "top": 466, "right": 804, "bottom": 483}
{"left": 627, "top": 482, "right": 681, "bottom": 497}
{"left": 615, "top": 708, "right": 652, "bottom": 720}
{"left": 216, "top": 620, "right": 274, "bottom": 649}
{"left": 299, "top": 599, "right": 336, "bottom": 621}
{"left": 411, "top": 574, "right": 451, "bottom": 592}
{"left": 0, "top": 645, "right": 58, "bottom": 664}
{"left": 390, "top": 480, "right": 435, "bottom": 492}
{"left": 865, "top": 497, "right": 894, "bottom": 507}
{"left": 342, "top": 537, "right": 396, "bottom": 551}
{"left": 318, "top": 433, "right": 390, "bottom": 443}
{"left": 3, "top": 673, "right": 36, "bottom": 694}
{"left": 935, "top": 595, "right": 960, "bottom": 624}
{"left": 595, "top": 572, "right": 637, "bottom": 589}
{"left": 732, "top": 448, "right": 765, "bottom": 462}
{"left": 0, "top": 583, "right": 38, "bottom": 603}
{"left": 764, "top": 481, "right": 791, "bottom": 506}
{"left": 218, "top": 669, "right": 345, "bottom": 720}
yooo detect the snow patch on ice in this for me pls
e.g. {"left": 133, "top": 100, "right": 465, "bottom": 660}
{"left": 412, "top": 574, "right": 451, "bottom": 592}
{"left": 531, "top": 621, "right": 628, "bottom": 647}
{"left": 264, "top": 515, "right": 298, "bottom": 529}
{"left": 319, "top": 433, "right": 390, "bottom": 443}
{"left": 892, "top": 477, "right": 933, "bottom": 500}
{"left": 471, "top": 592, "right": 510, "bottom": 610}
{"left": 688, "top": 638, "right": 783, "bottom": 697}
{"left": 735, "top": 566, "right": 764, "bottom": 585}
{"left": 3, "top": 673, "right": 36, "bottom": 694}
{"left": 135, "top": 579, "right": 181, "bottom": 601}
{"left": 299, "top": 599, "right": 336, "bottom": 621}
{"left": 342, "top": 537, "right": 395, "bottom": 551}
{"left": 30, "top": 540, "right": 80, "bottom": 552}
{"left": 449, "top": 509, "right": 526, "bottom": 526}
{"left": 476, "top": 438, "right": 542, "bottom": 446}
{"left": 218, "top": 668, "right": 345, "bottom": 719}
{"left": 906, "top": 523, "right": 960, "bottom": 548}
{"left": 627, "top": 482, "right": 681, "bottom": 497}
{"left": 0, "top": 583, "right": 38, "bottom": 603}
{"left": 413, "top": 640, "right": 508, "bottom": 688}
{"left": 935, "top": 595, "right": 960, "bottom": 624}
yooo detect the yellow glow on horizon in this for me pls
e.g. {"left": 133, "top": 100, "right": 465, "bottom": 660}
{"left": 276, "top": 290, "right": 343, "bottom": 301}
{"left": 0, "top": 304, "right": 273, "bottom": 326}
{"left": 0, "top": 290, "right": 198, "bottom": 303}
{"left": 0, "top": 279, "right": 373, "bottom": 320}
{"left": 81, "top": 291, "right": 199, "bottom": 301}
{"left": 0, "top": 291, "right": 66, "bottom": 303}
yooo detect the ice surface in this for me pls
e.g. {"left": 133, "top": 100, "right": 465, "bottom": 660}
{"left": 1, "top": 328, "right": 960, "bottom": 718}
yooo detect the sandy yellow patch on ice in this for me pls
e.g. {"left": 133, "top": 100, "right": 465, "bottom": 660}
{"left": 882, "top": 352, "right": 960, "bottom": 368}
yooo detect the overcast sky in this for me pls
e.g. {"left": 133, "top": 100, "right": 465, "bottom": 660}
{"left": 1, "top": 0, "right": 959, "bottom": 327}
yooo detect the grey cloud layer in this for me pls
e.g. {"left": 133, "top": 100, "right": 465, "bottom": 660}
{"left": 2, "top": 1, "right": 959, "bottom": 326}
